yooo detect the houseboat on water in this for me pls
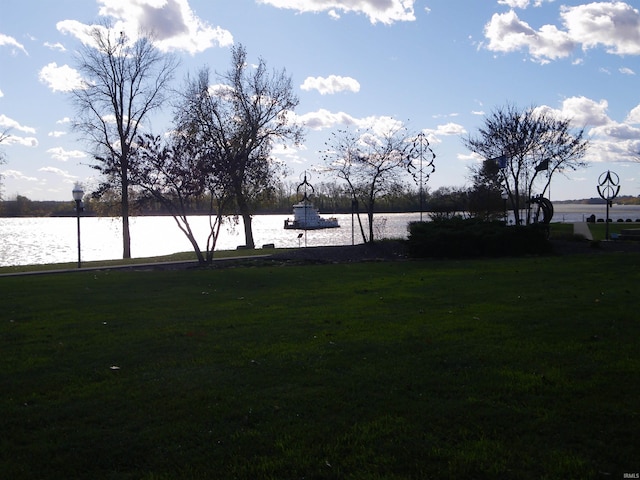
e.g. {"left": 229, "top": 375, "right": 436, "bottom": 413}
{"left": 284, "top": 173, "right": 340, "bottom": 231}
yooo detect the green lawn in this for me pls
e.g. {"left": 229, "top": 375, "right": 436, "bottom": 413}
{"left": 586, "top": 221, "right": 640, "bottom": 241}
{"left": 1, "top": 254, "right": 639, "bottom": 479}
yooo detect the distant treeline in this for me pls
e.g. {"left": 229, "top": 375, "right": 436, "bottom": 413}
{"left": 554, "top": 196, "right": 640, "bottom": 205}
{"left": 1, "top": 186, "right": 639, "bottom": 218}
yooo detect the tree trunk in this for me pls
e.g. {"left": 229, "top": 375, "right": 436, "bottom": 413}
{"left": 241, "top": 210, "right": 255, "bottom": 249}
{"left": 355, "top": 212, "right": 368, "bottom": 244}
{"left": 234, "top": 185, "right": 254, "bottom": 248}
{"left": 121, "top": 176, "right": 132, "bottom": 259}
{"left": 185, "top": 234, "right": 205, "bottom": 265}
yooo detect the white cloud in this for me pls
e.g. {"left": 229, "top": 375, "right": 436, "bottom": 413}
{"left": 1, "top": 170, "right": 38, "bottom": 181}
{"left": 58, "top": 0, "right": 233, "bottom": 54}
{"left": 0, "top": 33, "right": 28, "bottom": 55}
{"left": 625, "top": 105, "right": 640, "bottom": 124}
{"left": 39, "top": 166, "right": 78, "bottom": 180}
{"left": 44, "top": 41, "right": 66, "bottom": 52}
{"left": 56, "top": 20, "right": 96, "bottom": 46}
{"left": 0, "top": 114, "right": 36, "bottom": 134}
{"left": 4, "top": 136, "right": 38, "bottom": 147}
{"left": 484, "top": 2, "right": 640, "bottom": 63}
{"left": 0, "top": 88, "right": 4, "bottom": 98}
{"left": 561, "top": 2, "right": 640, "bottom": 56}
{"left": 535, "top": 96, "right": 640, "bottom": 163}
{"left": 38, "top": 63, "right": 84, "bottom": 92}
{"left": 48, "top": 131, "right": 67, "bottom": 138}
{"left": 497, "top": 0, "right": 553, "bottom": 8}
{"left": 498, "top": 0, "right": 531, "bottom": 8}
{"left": 431, "top": 122, "right": 466, "bottom": 136}
{"left": 300, "top": 75, "right": 360, "bottom": 95}
{"left": 620, "top": 67, "right": 636, "bottom": 75}
{"left": 590, "top": 124, "right": 640, "bottom": 145}
{"left": 296, "top": 108, "right": 358, "bottom": 130}
{"left": 47, "top": 147, "right": 86, "bottom": 162}
{"left": 257, "top": 0, "right": 416, "bottom": 25}
{"left": 423, "top": 122, "right": 466, "bottom": 145}
{"left": 432, "top": 113, "right": 460, "bottom": 119}
{"left": 583, "top": 136, "right": 640, "bottom": 163}
{"left": 357, "top": 115, "right": 404, "bottom": 135}
{"left": 294, "top": 109, "right": 404, "bottom": 133}
{"left": 270, "top": 142, "right": 307, "bottom": 165}
{"left": 556, "top": 96, "right": 611, "bottom": 127}
{"left": 484, "top": 10, "right": 575, "bottom": 63}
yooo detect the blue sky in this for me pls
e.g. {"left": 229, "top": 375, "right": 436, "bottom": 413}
{"left": 1, "top": 0, "right": 640, "bottom": 202}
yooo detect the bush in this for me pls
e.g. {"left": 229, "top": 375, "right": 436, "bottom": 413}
{"left": 408, "top": 217, "right": 552, "bottom": 258}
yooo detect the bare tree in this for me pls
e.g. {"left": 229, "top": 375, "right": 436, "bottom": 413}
{"left": 464, "top": 104, "right": 588, "bottom": 225}
{"left": 175, "top": 44, "right": 303, "bottom": 249}
{"left": 130, "top": 133, "right": 228, "bottom": 265}
{"left": 322, "top": 125, "right": 428, "bottom": 243}
{"left": 71, "top": 24, "right": 178, "bottom": 258}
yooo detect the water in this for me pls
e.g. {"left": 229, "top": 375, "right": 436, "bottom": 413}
{"left": 2, "top": 205, "right": 639, "bottom": 267}
{"left": 0, "top": 213, "right": 422, "bottom": 267}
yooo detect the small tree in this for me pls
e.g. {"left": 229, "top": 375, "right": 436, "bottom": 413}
{"left": 427, "top": 186, "right": 468, "bottom": 220}
{"left": 464, "top": 104, "right": 588, "bottom": 225}
{"left": 175, "top": 45, "right": 303, "bottom": 249}
{"left": 130, "top": 133, "right": 228, "bottom": 265}
{"left": 71, "top": 24, "right": 178, "bottom": 258}
{"left": 466, "top": 158, "right": 505, "bottom": 221}
{"left": 322, "top": 125, "right": 427, "bottom": 242}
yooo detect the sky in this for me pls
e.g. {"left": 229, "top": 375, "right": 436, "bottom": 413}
{"left": 1, "top": 0, "right": 640, "bottom": 202}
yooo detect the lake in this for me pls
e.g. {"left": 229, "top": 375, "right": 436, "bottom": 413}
{"left": 1, "top": 204, "right": 639, "bottom": 267}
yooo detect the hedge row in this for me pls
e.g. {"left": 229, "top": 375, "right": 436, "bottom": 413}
{"left": 408, "top": 218, "right": 552, "bottom": 258}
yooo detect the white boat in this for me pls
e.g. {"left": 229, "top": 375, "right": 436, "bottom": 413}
{"left": 283, "top": 172, "right": 340, "bottom": 230}
{"left": 284, "top": 201, "right": 340, "bottom": 230}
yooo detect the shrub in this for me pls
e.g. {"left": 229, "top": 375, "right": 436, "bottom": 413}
{"left": 408, "top": 218, "right": 552, "bottom": 258}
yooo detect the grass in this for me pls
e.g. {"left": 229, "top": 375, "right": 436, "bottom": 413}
{"left": 587, "top": 222, "right": 640, "bottom": 241}
{"left": 549, "top": 221, "right": 640, "bottom": 242}
{"left": 0, "top": 247, "right": 276, "bottom": 275}
{"left": 2, "top": 252, "right": 639, "bottom": 479}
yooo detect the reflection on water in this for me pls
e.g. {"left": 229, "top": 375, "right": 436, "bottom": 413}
{"left": 1, "top": 204, "right": 639, "bottom": 266}
{"left": 0, "top": 213, "right": 421, "bottom": 267}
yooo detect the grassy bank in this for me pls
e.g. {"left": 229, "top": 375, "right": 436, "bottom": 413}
{"left": 0, "top": 248, "right": 274, "bottom": 275}
{"left": 1, "top": 254, "right": 639, "bottom": 479}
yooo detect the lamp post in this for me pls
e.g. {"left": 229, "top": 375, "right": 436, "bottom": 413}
{"left": 501, "top": 191, "right": 509, "bottom": 224}
{"left": 72, "top": 183, "right": 84, "bottom": 268}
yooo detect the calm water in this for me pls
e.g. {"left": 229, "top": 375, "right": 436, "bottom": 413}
{"left": 1, "top": 205, "right": 639, "bottom": 267}
{"left": 0, "top": 213, "right": 422, "bottom": 267}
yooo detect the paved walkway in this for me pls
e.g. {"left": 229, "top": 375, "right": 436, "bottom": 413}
{"left": 573, "top": 222, "right": 593, "bottom": 240}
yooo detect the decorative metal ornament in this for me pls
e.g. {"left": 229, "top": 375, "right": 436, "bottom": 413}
{"left": 597, "top": 170, "right": 620, "bottom": 203}
{"left": 597, "top": 170, "right": 620, "bottom": 240}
